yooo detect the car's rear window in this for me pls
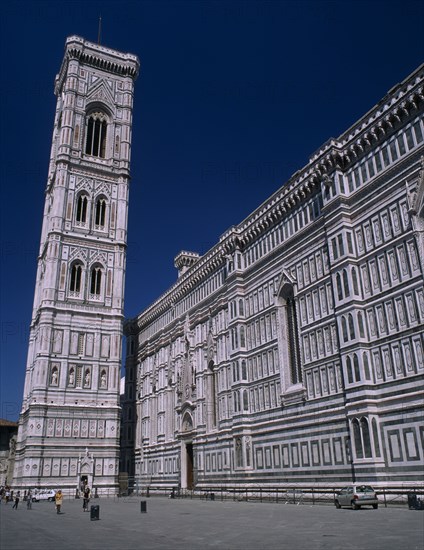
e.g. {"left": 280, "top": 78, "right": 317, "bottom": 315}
{"left": 356, "top": 486, "right": 374, "bottom": 493}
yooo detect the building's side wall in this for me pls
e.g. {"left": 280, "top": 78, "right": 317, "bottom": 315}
{"left": 122, "top": 67, "right": 424, "bottom": 490}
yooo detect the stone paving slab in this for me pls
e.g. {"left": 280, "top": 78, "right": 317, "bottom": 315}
{"left": 1, "top": 496, "right": 423, "bottom": 550}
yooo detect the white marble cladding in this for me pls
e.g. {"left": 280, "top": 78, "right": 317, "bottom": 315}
{"left": 123, "top": 64, "right": 424, "bottom": 489}
{"left": 14, "top": 36, "right": 138, "bottom": 492}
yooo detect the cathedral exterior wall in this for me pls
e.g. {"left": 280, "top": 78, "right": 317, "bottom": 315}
{"left": 123, "top": 65, "right": 424, "bottom": 490}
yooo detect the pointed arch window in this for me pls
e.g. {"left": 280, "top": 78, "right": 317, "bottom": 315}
{"left": 346, "top": 356, "right": 353, "bottom": 384}
{"left": 343, "top": 269, "right": 350, "bottom": 297}
{"left": 372, "top": 418, "right": 381, "bottom": 457}
{"left": 243, "top": 390, "right": 249, "bottom": 411}
{"left": 76, "top": 194, "right": 88, "bottom": 225}
{"left": 363, "top": 353, "right": 371, "bottom": 380}
{"left": 90, "top": 266, "right": 102, "bottom": 296}
{"left": 348, "top": 314, "right": 355, "bottom": 339}
{"left": 70, "top": 263, "right": 83, "bottom": 294}
{"left": 85, "top": 112, "right": 108, "bottom": 158}
{"left": 208, "top": 361, "right": 217, "bottom": 429}
{"left": 352, "top": 418, "right": 363, "bottom": 458}
{"left": 282, "top": 284, "right": 302, "bottom": 384}
{"left": 342, "top": 316, "right": 348, "bottom": 342}
{"left": 94, "top": 197, "right": 107, "bottom": 229}
{"left": 336, "top": 273, "right": 343, "bottom": 301}
{"left": 352, "top": 416, "right": 373, "bottom": 459}
{"left": 361, "top": 417, "right": 372, "bottom": 458}
{"left": 358, "top": 312, "right": 365, "bottom": 338}
{"left": 353, "top": 354, "right": 360, "bottom": 381}
{"left": 352, "top": 267, "right": 359, "bottom": 295}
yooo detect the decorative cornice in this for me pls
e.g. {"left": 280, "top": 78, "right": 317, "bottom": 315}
{"left": 55, "top": 35, "right": 140, "bottom": 94}
{"left": 132, "top": 64, "right": 424, "bottom": 332}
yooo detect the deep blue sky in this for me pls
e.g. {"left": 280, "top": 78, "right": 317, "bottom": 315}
{"left": 1, "top": 0, "right": 423, "bottom": 420}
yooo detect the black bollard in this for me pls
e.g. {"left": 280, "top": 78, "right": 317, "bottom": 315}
{"left": 90, "top": 505, "right": 100, "bottom": 520}
{"left": 140, "top": 500, "right": 147, "bottom": 513}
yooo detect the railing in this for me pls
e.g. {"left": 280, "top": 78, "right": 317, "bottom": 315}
{"left": 116, "top": 484, "right": 424, "bottom": 508}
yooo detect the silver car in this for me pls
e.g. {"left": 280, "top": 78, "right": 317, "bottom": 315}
{"left": 335, "top": 485, "right": 379, "bottom": 510}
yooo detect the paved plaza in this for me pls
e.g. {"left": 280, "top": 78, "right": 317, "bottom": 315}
{"left": 1, "top": 496, "right": 423, "bottom": 550}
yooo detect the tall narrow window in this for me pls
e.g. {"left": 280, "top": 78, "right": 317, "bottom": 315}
{"left": 336, "top": 273, "right": 343, "bottom": 301}
{"left": 353, "top": 354, "right": 360, "bottom": 381}
{"left": 70, "top": 263, "right": 83, "bottom": 293}
{"left": 76, "top": 195, "right": 88, "bottom": 224}
{"left": 372, "top": 418, "right": 381, "bottom": 457}
{"left": 358, "top": 312, "right": 365, "bottom": 338}
{"left": 283, "top": 285, "right": 302, "bottom": 384}
{"left": 243, "top": 390, "right": 249, "bottom": 411}
{"left": 95, "top": 197, "right": 106, "bottom": 228}
{"left": 348, "top": 314, "right": 355, "bottom": 339}
{"left": 342, "top": 316, "right": 348, "bottom": 342}
{"left": 90, "top": 266, "right": 102, "bottom": 296}
{"left": 352, "top": 419, "right": 363, "bottom": 458}
{"left": 363, "top": 353, "right": 371, "bottom": 380}
{"left": 343, "top": 269, "right": 350, "bottom": 297}
{"left": 209, "top": 361, "right": 217, "bottom": 428}
{"left": 346, "top": 356, "right": 353, "bottom": 384}
{"left": 361, "top": 417, "right": 372, "bottom": 458}
{"left": 85, "top": 112, "right": 108, "bottom": 158}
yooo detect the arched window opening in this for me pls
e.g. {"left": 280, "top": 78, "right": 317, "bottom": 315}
{"left": 243, "top": 389, "right": 249, "bottom": 411}
{"left": 343, "top": 269, "right": 350, "bottom": 297}
{"left": 342, "top": 316, "right": 348, "bottom": 342}
{"left": 346, "top": 356, "right": 353, "bottom": 384}
{"left": 363, "top": 353, "right": 371, "bottom": 381}
{"left": 284, "top": 285, "right": 302, "bottom": 384}
{"left": 372, "top": 418, "right": 381, "bottom": 457}
{"left": 70, "top": 263, "right": 83, "bottom": 294}
{"left": 238, "top": 299, "right": 244, "bottom": 316}
{"left": 235, "top": 437, "right": 243, "bottom": 468}
{"left": 348, "top": 314, "right": 355, "bottom": 339}
{"left": 76, "top": 194, "right": 88, "bottom": 225}
{"left": 361, "top": 417, "right": 372, "bottom": 458}
{"left": 209, "top": 361, "right": 217, "bottom": 428}
{"left": 358, "top": 312, "right": 365, "bottom": 338}
{"left": 353, "top": 354, "right": 360, "bottom": 382}
{"left": 239, "top": 326, "right": 246, "bottom": 348}
{"left": 241, "top": 360, "right": 247, "bottom": 380}
{"left": 85, "top": 112, "right": 108, "bottom": 158}
{"left": 90, "top": 266, "right": 102, "bottom": 296}
{"left": 336, "top": 273, "right": 343, "bottom": 301}
{"left": 352, "top": 267, "right": 359, "bottom": 295}
{"left": 95, "top": 197, "right": 107, "bottom": 229}
{"left": 352, "top": 419, "right": 363, "bottom": 458}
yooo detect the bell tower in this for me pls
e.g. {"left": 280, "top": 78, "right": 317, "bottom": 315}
{"left": 13, "top": 36, "right": 139, "bottom": 494}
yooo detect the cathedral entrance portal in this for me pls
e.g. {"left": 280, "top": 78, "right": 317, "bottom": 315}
{"left": 180, "top": 440, "right": 195, "bottom": 490}
{"left": 186, "top": 443, "right": 194, "bottom": 489}
{"left": 180, "top": 410, "right": 195, "bottom": 489}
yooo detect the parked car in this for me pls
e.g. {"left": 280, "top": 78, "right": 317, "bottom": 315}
{"left": 31, "top": 489, "right": 57, "bottom": 502}
{"left": 335, "top": 485, "right": 379, "bottom": 510}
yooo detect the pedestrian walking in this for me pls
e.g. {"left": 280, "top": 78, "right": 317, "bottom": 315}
{"left": 27, "top": 490, "right": 32, "bottom": 509}
{"left": 82, "top": 486, "right": 91, "bottom": 511}
{"left": 55, "top": 490, "right": 63, "bottom": 514}
{"left": 12, "top": 492, "right": 20, "bottom": 510}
